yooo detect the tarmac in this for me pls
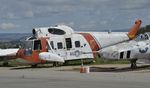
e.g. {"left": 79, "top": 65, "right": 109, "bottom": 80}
{"left": 0, "top": 64, "right": 150, "bottom": 88}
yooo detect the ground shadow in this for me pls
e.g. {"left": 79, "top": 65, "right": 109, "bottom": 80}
{"left": 10, "top": 65, "right": 56, "bottom": 70}
{"left": 0, "top": 65, "right": 15, "bottom": 67}
{"left": 90, "top": 65, "right": 150, "bottom": 72}
{"left": 9, "top": 64, "right": 150, "bottom": 72}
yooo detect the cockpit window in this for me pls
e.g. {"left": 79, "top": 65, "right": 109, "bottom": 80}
{"left": 48, "top": 28, "right": 66, "bottom": 35}
{"left": 135, "top": 34, "right": 149, "bottom": 41}
{"left": 20, "top": 40, "right": 34, "bottom": 56}
{"left": 33, "top": 40, "right": 42, "bottom": 50}
{"left": 20, "top": 40, "right": 42, "bottom": 50}
{"left": 144, "top": 34, "right": 149, "bottom": 40}
{"left": 20, "top": 40, "right": 33, "bottom": 49}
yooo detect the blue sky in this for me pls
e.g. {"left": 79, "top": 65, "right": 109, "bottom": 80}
{"left": 0, "top": 0, "right": 150, "bottom": 33}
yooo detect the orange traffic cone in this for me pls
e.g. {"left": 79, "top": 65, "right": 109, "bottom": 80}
{"left": 80, "top": 66, "right": 85, "bottom": 73}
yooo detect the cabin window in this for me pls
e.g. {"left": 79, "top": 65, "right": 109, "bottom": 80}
{"left": 65, "top": 38, "right": 72, "bottom": 50}
{"left": 34, "top": 40, "right": 42, "bottom": 50}
{"left": 48, "top": 28, "right": 66, "bottom": 35}
{"left": 75, "top": 41, "right": 80, "bottom": 48}
{"left": 127, "top": 50, "right": 131, "bottom": 58}
{"left": 57, "top": 42, "right": 63, "bottom": 49}
{"left": 120, "top": 52, "right": 124, "bottom": 59}
{"left": 50, "top": 41, "right": 54, "bottom": 49}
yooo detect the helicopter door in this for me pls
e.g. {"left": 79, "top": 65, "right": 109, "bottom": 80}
{"left": 65, "top": 38, "right": 72, "bottom": 50}
{"left": 50, "top": 36, "right": 66, "bottom": 58}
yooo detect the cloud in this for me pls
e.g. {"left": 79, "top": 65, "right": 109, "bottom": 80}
{"left": 6, "top": 13, "right": 16, "bottom": 19}
{"left": 0, "top": 23, "right": 19, "bottom": 30}
{"left": 0, "top": 0, "right": 150, "bottom": 33}
{"left": 0, "top": 0, "right": 150, "bottom": 20}
{"left": 79, "top": 21, "right": 97, "bottom": 30}
{"left": 0, "top": 0, "right": 110, "bottom": 19}
{"left": 120, "top": 0, "right": 150, "bottom": 10}
{"left": 24, "top": 10, "right": 34, "bottom": 18}
{"left": 55, "top": 22, "right": 75, "bottom": 26}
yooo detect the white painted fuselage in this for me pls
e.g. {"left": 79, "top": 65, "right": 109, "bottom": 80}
{"left": 99, "top": 32, "right": 150, "bottom": 63}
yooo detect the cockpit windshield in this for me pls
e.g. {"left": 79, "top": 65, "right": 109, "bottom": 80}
{"left": 135, "top": 33, "right": 149, "bottom": 41}
{"left": 20, "top": 40, "right": 33, "bottom": 49}
{"left": 20, "top": 39, "right": 42, "bottom": 51}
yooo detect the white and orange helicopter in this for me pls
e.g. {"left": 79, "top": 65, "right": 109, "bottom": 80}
{"left": 0, "top": 19, "right": 141, "bottom": 67}
{"left": 17, "top": 20, "right": 141, "bottom": 66}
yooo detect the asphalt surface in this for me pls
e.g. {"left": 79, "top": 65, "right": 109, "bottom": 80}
{"left": 0, "top": 65, "right": 150, "bottom": 88}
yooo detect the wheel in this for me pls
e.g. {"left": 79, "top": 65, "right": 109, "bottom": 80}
{"left": 31, "top": 64, "right": 38, "bottom": 68}
{"left": 130, "top": 59, "right": 137, "bottom": 69}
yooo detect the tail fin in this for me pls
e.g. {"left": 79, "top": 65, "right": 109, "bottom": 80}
{"left": 128, "top": 19, "right": 142, "bottom": 39}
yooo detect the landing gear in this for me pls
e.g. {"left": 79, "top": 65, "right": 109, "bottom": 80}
{"left": 53, "top": 62, "right": 59, "bottom": 67}
{"left": 130, "top": 59, "right": 137, "bottom": 69}
{"left": 3, "top": 62, "right": 9, "bottom": 67}
{"left": 53, "top": 62, "right": 62, "bottom": 67}
{"left": 31, "top": 64, "right": 38, "bottom": 68}
{"left": 3, "top": 58, "right": 9, "bottom": 67}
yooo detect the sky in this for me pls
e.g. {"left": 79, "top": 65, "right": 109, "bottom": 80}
{"left": 0, "top": 0, "right": 150, "bottom": 33}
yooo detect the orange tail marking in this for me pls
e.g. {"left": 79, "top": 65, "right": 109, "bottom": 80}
{"left": 128, "top": 19, "right": 142, "bottom": 39}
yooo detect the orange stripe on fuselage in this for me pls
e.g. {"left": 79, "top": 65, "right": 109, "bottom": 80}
{"left": 80, "top": 33, "right": 100, "bottom": 58}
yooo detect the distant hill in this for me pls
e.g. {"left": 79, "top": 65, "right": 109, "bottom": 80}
{"left": 0, "top": 33, "right": 32, "bottom": 48}
{"left": 0, "top": 33, "right": 31, "bottom": 42}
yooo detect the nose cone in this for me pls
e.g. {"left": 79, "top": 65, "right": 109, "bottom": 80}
{"left": 39, "top": 52, "right": 64, "bottom": 63}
